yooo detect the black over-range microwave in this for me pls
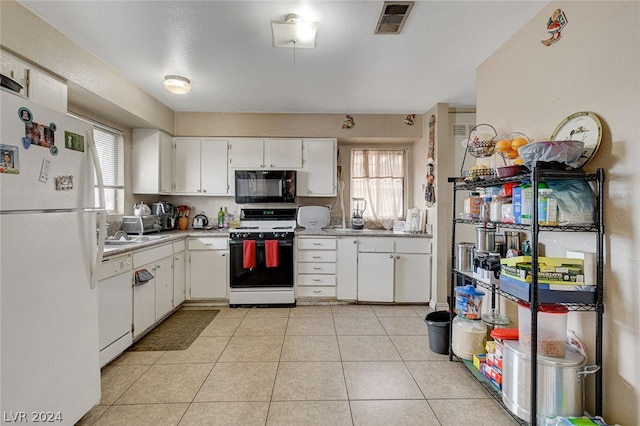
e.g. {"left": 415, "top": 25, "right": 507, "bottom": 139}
{"left": 234, "top": 170, "right": 296, "bottom": 204}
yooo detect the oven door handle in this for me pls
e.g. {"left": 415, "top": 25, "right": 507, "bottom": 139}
{"left": 229, "top": 239, "right": 293, "bottom": 247}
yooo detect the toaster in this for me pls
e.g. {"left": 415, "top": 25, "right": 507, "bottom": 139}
{"left": 122, "top": 215, "right": 161, "bottom": 235}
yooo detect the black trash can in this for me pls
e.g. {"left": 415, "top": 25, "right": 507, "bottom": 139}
{"left": 424, "top": 311, "right": 451, "bottom": 355}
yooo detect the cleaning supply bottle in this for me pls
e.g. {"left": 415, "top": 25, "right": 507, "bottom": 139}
{"left": 538, "top": 188, "right": 558, "bottom": 226}
{"left": 217, "top": 207, "right": 225, "bottom": 228}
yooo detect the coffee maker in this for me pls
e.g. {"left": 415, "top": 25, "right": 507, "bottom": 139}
{"left": 351, "top": 197, "right": 366, "bottom": 230}
{"left": 151, "top": 202, "right": 175, "bottom": 230}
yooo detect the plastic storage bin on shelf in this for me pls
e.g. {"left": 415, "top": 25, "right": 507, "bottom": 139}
{"left": 518, "top": 302, "right": 568, "bottom": 358}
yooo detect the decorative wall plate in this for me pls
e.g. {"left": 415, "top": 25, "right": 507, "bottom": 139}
{"left": 550, "top": 111, "right": 602, "bottom": 168}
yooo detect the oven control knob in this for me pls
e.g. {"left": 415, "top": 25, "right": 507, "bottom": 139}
{"left": 243, "top": 233, "right": 249, "bottom": 238}
{"left": 259, "top": 233, "right": 264, "bottom": 239}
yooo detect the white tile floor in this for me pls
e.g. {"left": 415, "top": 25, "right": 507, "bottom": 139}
{"left": 78, "top": 304, "right": 520, "bottom": 425}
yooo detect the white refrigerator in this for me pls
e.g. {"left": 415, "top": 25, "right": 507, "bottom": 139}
{"left": 0, "top": 90, "right": 105, "bottom": 424}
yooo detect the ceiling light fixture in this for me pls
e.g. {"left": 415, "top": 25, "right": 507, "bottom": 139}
{"left": 163, "top": 75, "right": 191, "bottom": 94}
{"left": 271, "top": 14, "right": 318, "bottom": 49}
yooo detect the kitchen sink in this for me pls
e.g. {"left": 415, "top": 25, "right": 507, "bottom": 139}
{"left": 103, "top": 233, "right": 172, "bottom": 245}
{"left": 331, "top": 228, "right": 374, "bottom": 232}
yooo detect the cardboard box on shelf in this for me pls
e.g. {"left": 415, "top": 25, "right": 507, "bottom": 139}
{"left": 499, "top": 274, "right": 596, "bottom": 304}
{"left": 500, "top": 256, "right": 585, "bottom": 284}
{"left": 473, "top": 353, "right": 486, "bottom": 370}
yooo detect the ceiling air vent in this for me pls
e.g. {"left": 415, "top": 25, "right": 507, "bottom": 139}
{"left": 375, "top": 1, "right": 414, "bottom": 35}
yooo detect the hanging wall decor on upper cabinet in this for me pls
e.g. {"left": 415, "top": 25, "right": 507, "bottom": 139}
{"left": 541, "top": 9, "right": 568, "bottom": 46}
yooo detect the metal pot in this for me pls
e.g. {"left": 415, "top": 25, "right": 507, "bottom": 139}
{"left": 133, "top": 202, "right": 151, "bottom": 216}
{"left": 502, "top": 340, "right": 600, "bottom": 424}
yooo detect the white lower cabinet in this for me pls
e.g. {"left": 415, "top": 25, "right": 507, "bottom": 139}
{"left": 132, "top": 243, "right": 174, "bottom": 339}
{"left": 336, "top": 237, "right": 358, "bottom": 300}
{"left": 349, "top": 236, "right": 432, "bottom": 303}
{"left": 173, "top": 240, "right": 186, "bottom": 306}
{"left": 187, "top": 237, "right": 228, "bottom": 299}
{"left": 394, "top": 239, "right": 431, "bottom": 303}
{"left": 154, "top": 257, "right": 174, "bottom": 320}
{"left": 296, "top": 237, "right": 337, "bottom": 298}
{"left": 358, "top": 252, "right": 395, "bottom": 302}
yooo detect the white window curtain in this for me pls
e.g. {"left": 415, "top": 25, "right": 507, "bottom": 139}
{"left": 351, "top": 148, "right": 405, "bottom": 230}
{"left": 92, "top": 125, "right": 124, "bottom": 214}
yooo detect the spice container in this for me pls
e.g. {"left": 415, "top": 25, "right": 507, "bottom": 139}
{"left": 518, "top": 302, "right": 568, "bottom": 357}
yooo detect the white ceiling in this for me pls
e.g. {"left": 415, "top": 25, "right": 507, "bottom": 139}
{"left": 19, "top": 1, "right": 548, "bottom": 114}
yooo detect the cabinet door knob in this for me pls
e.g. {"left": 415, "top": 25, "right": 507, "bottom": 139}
{"left": 389, "top": 254, "right": 394, "bottom": 258}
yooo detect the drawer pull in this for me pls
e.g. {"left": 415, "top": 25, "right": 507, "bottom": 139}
{"left": 313, "top": 290, "right": 322, "bottom": 293}
{"left": 312, "top": 256, "right": 322, "bottom": 259}
{"left": 313, "top": 242, "right": 323, "bottom": 246}
{"left": 313, "top": 278, "right": 322, "bottom": 282}
{"left": 313, "top": 267, "right": 323, "bottom": 270}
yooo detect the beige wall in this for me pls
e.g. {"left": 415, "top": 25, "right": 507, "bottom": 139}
{"left": 477, "top": 2, "right": 640, "bottom": 423}
{"left": 415, "top": 104, "right": 454, "bottom": 309}
{"left": 175, "top": 111, "right": 421, "bottom": 140}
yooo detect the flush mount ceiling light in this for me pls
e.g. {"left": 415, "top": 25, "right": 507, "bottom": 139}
{"left": 163, "top": 75, "right": 191, "bottom": 94}
{"left": 271, "top": 14, "right": 318, "bottom": 48}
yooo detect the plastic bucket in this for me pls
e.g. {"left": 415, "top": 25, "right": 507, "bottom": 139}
{"left": 424, "top": 311, "right": 450, "bottom": 355}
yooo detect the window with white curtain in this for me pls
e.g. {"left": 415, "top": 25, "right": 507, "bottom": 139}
{"left": 82, "top": 123, "right": 124, "bottom": 214}
{"left": 350, "top": 148, "right": 405, "bottom": 229}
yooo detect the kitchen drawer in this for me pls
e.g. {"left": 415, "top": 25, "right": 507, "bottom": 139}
{"left": 395, "top": 238, "right": 432, "bottom": 254}
{"left": 173, "top": 239, "right": 186, "bottom": 253}
{"left": 297, "top": 237, "right": 336, "bottom": 250}
{"left": 357, "top": 237, "right": 394, "bottom": 253}
{"left": 188, "top": 237, "right": 228, "bottom": 250}
{"left": 133, "top": 243, "right": 173, "bottom": 268}
{"left": 297, "top": 285, "right": 336, "bottom": 298}
{"left": 297, "top": 263, "right": 337, "bottom": 274}
{"left": 297, "top": 250, "right": 337, "bottom": 263}
{"left": 298, "top": 274, "right": 336, "bottom": 286}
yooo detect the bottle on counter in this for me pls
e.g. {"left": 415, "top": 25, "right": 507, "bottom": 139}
{"left": 223, "top": 207, "right": 231, "bottom": 229}
{"left": 217, "top": 207, "right": 225, "bottom": 228}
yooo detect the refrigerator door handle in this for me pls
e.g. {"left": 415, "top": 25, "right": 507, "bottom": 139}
{"left": 87, "top": 130, "right": 106, "bottom": 290}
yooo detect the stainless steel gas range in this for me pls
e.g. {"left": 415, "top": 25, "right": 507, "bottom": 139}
{"left": 228, "top": 208, "right": 297, "bottom": 307}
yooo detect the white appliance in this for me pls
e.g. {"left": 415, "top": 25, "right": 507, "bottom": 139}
{"left": 297, "top": 205, "right": 330, "bottom": 230}
{"left": 98, "top": 253, "right": 133, "bottom": 367}
{"left": 229, "top": 208, "right": 297, "bottom": 307}
{"left": 0, "top": 91, "right": 105, "bottom": 423}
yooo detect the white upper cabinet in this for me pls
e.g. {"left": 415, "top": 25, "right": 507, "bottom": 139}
{"left": 132, "top": 129, "right": 174, "bottom": 194}
{"left": 298, "top": 138, "right": 337, "bottom": 197}
{"left": 28, "top": 69, "right": 68, "bottom": 113}
{"left": 265, "top": 139, "right": 302, "bottom": 168}
{"left": 1, "top": 50, "right": 67, "bottom": 113}
{"left": 174, "top": 137, "right": 229, "bottom": 195}
{"left": 201, "top": 138, "right": 229, "bottom": 195}
{"left": 229, "top": 138, "right": 302, "bottom": 169}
